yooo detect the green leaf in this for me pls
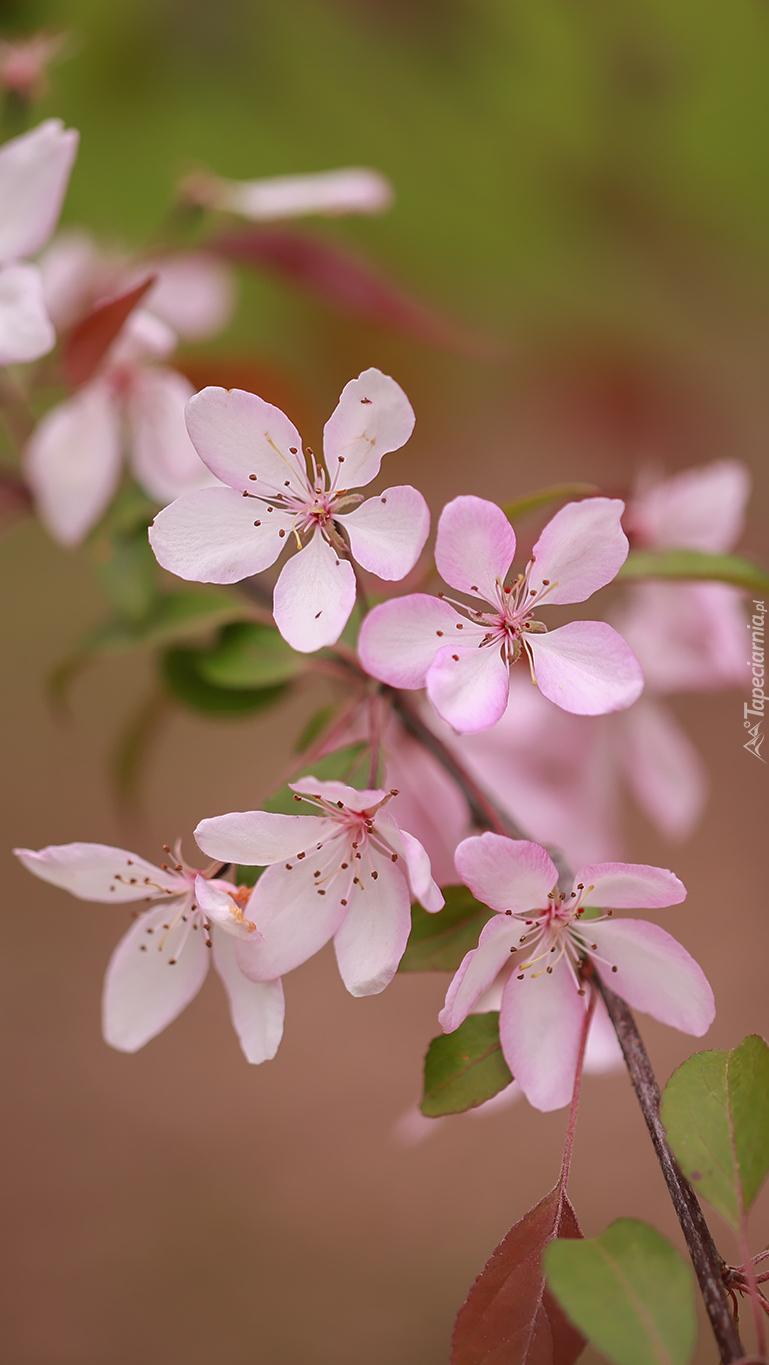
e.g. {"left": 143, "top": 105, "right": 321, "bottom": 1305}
{"left": 421, "top": 1013, "right": 512, "bottom": 1117}
{"left": 83, "top": 590, "right": 246, "bottom": 656}
{"left": 161, "top": 645, "right": 289, "bottom": 716}
{"left": 502, "top": 482, "right": 598, "bottom": 525}
{"left": 196, "top": 621, "right": 305, "bottom": 688}
{"left": 91, "top": 528, "right": 158, "bottom": 621}
{"left": 263, "top": 742, "right": 370, "bottom": 815}
{"left": 236, "top": 865, "right": 264, "bottom": 888}
{"left": 545, "top": 1218, "right": 697, "bottom": 1365}
{"left": 294, "top": 703, "right": 338, "bottom": 754}
{"left": 619, "top": 548, "right": 769, "bottom": 594}
{"left": 399, "top": 885, "right": 494, "bottom": 973}
{"left": 660, "top": 1034, "right": 769, "bottom": 1230}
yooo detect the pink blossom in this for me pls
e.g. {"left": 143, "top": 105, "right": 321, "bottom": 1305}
{"left": 181, "top": 166, "right": 393, "bottom": 220}
{"left": 440, "top": 833, "right": 714, "bottom": 1111}
{"left": 0, "top": 119, "right": 78, "bottom": 365}
{"left": 359, "top": 495, "right": 643, "bottom": 732}
{"left": 0, "top": 33, "right": 67, "bottom": 102}
{"left": 194, "top": 778, "right": 443, "bottom": 997}
{"left": 14, "top": 840, "right": 284, "bottom": 1062}
{"left": 149, "top": 369, "right": 429, "bottom": 651}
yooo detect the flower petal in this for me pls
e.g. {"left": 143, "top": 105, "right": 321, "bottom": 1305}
{"left": 332, "top": 845, "right": 412, "bottom": 995}
{"left": 14, "top": 842, "right": 182, "bottom": 901}
{"left": 149, "top": 485, "right": 289, "bottom": 583}
{"left": 335, "top": 484, "right": 429, "bottom": 580}
{"left": 455, "top": 833, "right": 558, "bottom": 913}
{"left": 629, "top": 460, "right": 750, "bottom": 554}
{"left": 0, "top": 119, "right": 78, "bottom": 262}
{"left": 194, "top": 810, "right": 337, "bottom": 866}
{"left": 102, "top": 903, "right": 210, "bottom": 1052}
{"left": 374, "top": 810, "right": 444, "bottom": 912}
{"left": 273, "top": 529, "right": 357, "bottom": 652}
{"left": 439, "top": 914, "right": 520, "bottom": 1031}
{"left": 127, "top": 367, "right": 220, "bottom": 504}
{"left": 619, "top": 699, "right": 708, "bottom": 840}
{"left": 24, "top": 380, "right": 121, "bottom": 546}
{"left": 586, "top": 919, "right": 714, "bottom": 1035}
{"left": 236, "top": 859, "right": 347, "bottom": 981}
{"left": 212, "top": 929, "right": 284, "bottom": 1063}
{"left": 426, "top": 640, "right": 510, "bottom": 733}
{"left": 0, "top": 262, "right": 55, "bottom": 364}
{"left": 527, "top": 620, "right": 643, "bottom": 715}
{"left": 617, "top": 582, "right": 749, "bottom": 693}
{"left": 529, "top": 498, "right": 628, "bottom": 605}
{"left": 323, "top": 368, "right": 414, "bottom": 488}
{"left": 290, "top": 777, "right": 386, "bottom": 811}
{"left": 499, "top": 956, "right": 588, "bottom": 1111}
{"left": 194, "top": 875, "right": 264, "bottom": 942}
{"left": 435, "top": 495, "right": 516, "bottom": 600}
{"left": 583, "top": 997, "right": 624, "bottom": 1074}
{"left": 211, "top": 167, "right": 394, "bottom": 221}
{"left": 184, "top": 385, "right": 307, "bottom": 493}
{"left": 141, "top": 252, "right": 235, "bottom": 340}
{"left": 575, "top": 861, "right": 686, "bottom": 908}
{"left": 357, "top": 594, "right": 458, "bottom": 687}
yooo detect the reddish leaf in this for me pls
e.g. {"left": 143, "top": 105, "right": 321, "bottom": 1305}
{"left": 62, "top": 275, "right": 157, "bottom": 389}
{"left": 174, "top": 353, "right": 305, "bottom": 424}
{"left": 452, "top": 1183, "right": 585, "bottom": 1365}
{"left": 211, "top": 227, "right": 484, "bottom": 354}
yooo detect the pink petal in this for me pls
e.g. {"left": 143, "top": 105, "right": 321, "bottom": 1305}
{"left": 529, "top": 498, "right": 628, "bottom": 604}
{"left": 455, "top": 833, "right": 558, "bottom": 913}
{"left": 141, "top": 252, "right": 235, "bottom": 340}
{"left": 619, "top": 699, "right": 708, "bottom": 840}
{"left": 0, "top": 119, "right": 78, "bottom": 261}
{"left": 37, "top": 228, "right": 101, "bottom": 331}
{"left": 629, "top": 460, "right": 750, "bottom": 553}
{"left": 384, "top": 722, "right": 469, "bottom": 888}
{"left": 24, "top": 381, "right": 121, "bottom": 546}
{"left": 102, "top": 903, "right": 210, "bottom": 1052}
{"left": 194, "top": 875, "right": 264, "bottom": 943}
{"left": 357, "top": 594, "right": 458, "bottom": 688}
{"left": 617, "top": 582, "right": 749, "bottom": 693}
{"left": 184, "top": 385, "right": 306, "bottom": 493}
{"left": 149, "top": 486, "right": 289, "bottom": 583}
{"left": 435, "top": 495, "right": 516, "bottom": 600}
{"left": 212, "top": 929, "right": 284, "bottom": 1063}
{"left": 14, "top": 842, "right": 182, "bottom": 902}
{"left": 332, "top": 847, "right": 412, "bottom": 995}
{"left": 323, "top": 368, "right": 414, "bottom": 488}
{"left": 426, "top": 640, "right": 510, "bottom": 733}
{"left": 335, "top": 484, "right": 430, "bottom": 580}
{"left": 212, "top": 167, "right": 394, "bottom": 221}
{"left": 499, "top": 956, "right": 588, "bottom": 1111}
{"left": 290, "top": 776, "right": 386, "bottom": 811}
{"left": 127, "top": 367, "right": 220, "bottom": 504}
{"left": 375, "top": 810, "right": 444, "bottom": 912}
{"left": 586, "top": 919, "right": 715, "bottom": 1035}
{"left": 272, "top": 529, "right": 357, "bottom": 651}
{"left": 0, "top": 262, "right": 55, "bottom": 364}
{"left": 194, "top": 810, "right": 337, "bottom": 865}
{"left": 235, "top": 860, "right": 347, "bottom": 981}
{"left": 583, "top": 998, "right": 624, "bottom": 1074}
{"left": 439, "top": 915, "right": 520, "bottom": 1031}
{"left": 527, "top": 620, "right": 644, "bottom": 715}
{"left": 575, "top": 861, "right": 686, "bottom": 908}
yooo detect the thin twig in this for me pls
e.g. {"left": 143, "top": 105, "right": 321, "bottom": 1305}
{"left": 560, "top": 986, "right": 597, "bottom": 1185}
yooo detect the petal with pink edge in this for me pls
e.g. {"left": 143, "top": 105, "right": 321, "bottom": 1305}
{"left": 335, "top": 484, "right": 429, "bottom": 580}
{"left": 273, "top": 529, "right": 357, "bottom": 652}
{"left": 142, "top": 253, "right": 235, "bottom": 341}
{"left": 194, "top": 876, "right": 264, "bottom": 942}
{"left": 527, "top": 620, "right": 643, "bottom": 715}
{"left": 454, "top": 833, "right": 558, "bottom": 914}
{"left": 575, "top": 860, "right": 685, "bottom": 908}
{"left": 14, "top": 842, "right": 183, "bottom": 901}
{"left": 619, "top": 699, "right": 708, "bottom": 841}
{"left": 585, "top": 919, "right": 715, "bottom": 1035}
{"left": 629, "top": 460, "right": 750, "bottom": 554}
{"left": 235, "top": 860, "right": 347, "bottom": 981}
{"left": 24, "top": 381, "right": 121, "bottom": 546}
{"left": 0, "top": 262, "right": 55, "bottom": 365}
{"left": 184, "top": 386, "right": 306, "bottom": 493}
{"left": 439, "top": 915, "right": 520, "bottom": 1032}
{"left": 0, "top": 119, "right": 79, "bottom": 262}
{"left": 529, "top": 498, "right": 628, "bottom": 605}
{"left": 212, "top": 929, "right": 284, "bottom": 1063}
{"left": 499, "top": 956, "right": 588, "bottom": 1111}
{"left": 375, "top": 811, "right": 444, "bottom": 912}
{"left": 290, "top": 776, "right": 386, "bottom": 811}
{"left": 435, "top": 496, "right": 516, "bottom": 601}
{"left": 333, "top": 846, "right": 413, "bottom": 995}
{"left": 357, "top": 594, "right": 458, "bottom": 688}
{"left": 323, "top": 368, "right": 414, "bottom": 489}
{"left": 128, "top": 367, "right": 220, "bottom": 504}
{"left": 149, "top": 486, "right": 290, "bottom": 584}
{"left": 426, "top": 640, "right": 510, "bottom": 733}
{"left": 102, "top": 903, "right": 210, "bottom": 1052}
{"left": 194, "top": 810, "right": 337, "bottom": 866}
{"left": 583, "top": 998, "right": 624, "bottom": 1074}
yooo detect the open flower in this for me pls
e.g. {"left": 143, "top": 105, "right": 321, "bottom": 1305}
{"left": 440, "top": 833, "right": 714, "bottom": 1111}
{"left": 195, "top": 778, "right": 443, "bottom": 997}
{"left": 149, "top": 368, "right": 429, "bottom": 652}
{"left": 14, "top": 840, "right": 284, "bottom": 1063}
{"left": 0, "top": 118, "right": 78, "bottom": 365}
{"left": 359, "top": 494, "right": 643, "bottom": 732}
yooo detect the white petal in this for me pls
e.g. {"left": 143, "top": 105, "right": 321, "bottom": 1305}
{"left": 619, "top": 700, "right": 708, "bottom": 840}
{"left": 374, "top": 811, "right": 443, "bottom": 912}
{"left": 439, "top": 915, "right": 520, "bottom": 1031}
{"left": 184, "top": 385, "right": 307, "bottom": 494}
{"left": 575, "top": 861, "right": 686, "bottom": 909}
{"left": 629, "top": 460, "right": 751, "bottom": 554}
{"left": 426, "top": 640, "right": 510, "bottom": 733}
{"left": 236, "top": 859, "right": 347, "bottom": 981}
{"left": 323, "top": 368, "right": 415, "bottom": 488}
{"left": 583, "top": 997, "right": 624, "bottom": 1075}
{"left": 435, "top": 496, "right": 516, "bottom": 600}
{"left": 212, "top": 929, "right": 284, "bottom": 1063}
{"left": 527, "top": 620, "right": 644, "bottom": 715}
{"left": 585, "top": 919, "right": 715, "bottom": 1035}
{"left": 127, "top": 367, "right": 220, "bottom": 504}
{"left": 148, "top": 486, "right": 289, "bottom": 584}
{"left": 194, "top": 875, "right": 263, "bottom": 942}
{"left": 357, "top": 594, "right": 459, "bottom": 688}
{"left": 332, "top": 845, "right": 412, "bottom": 996}
{"left": 14, "top": 842, "right": 183, "bottom": 902}
{"left": 213, "top": 167, "right": 394, "bottom": 221}
{"left": 194, "top": 810, "right": 337, "bottom": 865}
{"left": 0, "top": 119, "right": 78, "bottom": 262}
{"left": 454, "top": 833, "right": 558, "bottom": 913}
{"left": 102, "top": 903, "right": 210, "bottom": 1052}
{"left": 24, "top": 382, "right": 121, "bottom": 545}
{"left": 290, "top": 777, "right": 386, "bottom": 811}
{"left": 335, "top": 484, "right": 429, "bottom": 580}
{"left": 499, "top": 957, "right": 588, "bottom": 1111}
{"left": 528, "top": 498, "right": 629, "bottom": 605}
{"left": 0, "top": 262, "right": 55, "bottom": 365}
{"left": 273, "top": 529, "right": 356, "bottom": 652}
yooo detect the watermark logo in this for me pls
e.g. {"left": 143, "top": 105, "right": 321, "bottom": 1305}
{"left": 744, "top": 599, "right": 766, "bottom": 761}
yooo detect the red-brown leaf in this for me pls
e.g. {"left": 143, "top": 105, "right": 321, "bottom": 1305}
{"left": 62, "top": 275, "right": 157, "bottom": 389}
{"left": 451, "top": 1183, "right": 585, "bottom": 1365}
